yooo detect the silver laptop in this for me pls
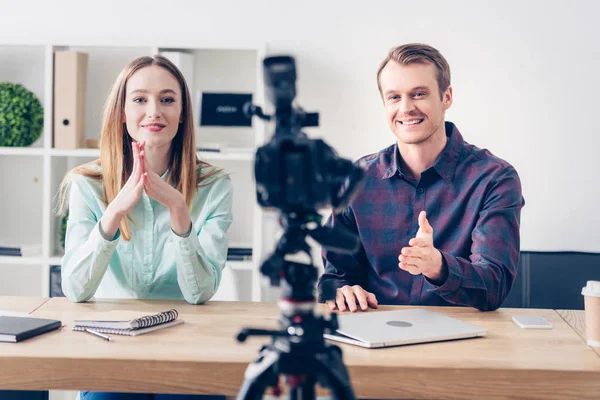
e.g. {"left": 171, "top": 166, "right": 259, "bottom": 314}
{"left": 323, "top": 308, "right": 487, "bottom": 348}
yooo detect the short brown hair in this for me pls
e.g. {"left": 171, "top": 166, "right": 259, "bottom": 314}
{"left": 377, "top": 43, "right": 451, "bottom": 99}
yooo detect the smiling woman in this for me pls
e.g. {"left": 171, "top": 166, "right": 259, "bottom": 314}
{"left": 55, "top": 54, "right": 232, "bottom": 400}
{"left": 54, "top": 56, "right": 233, "bottom": 297}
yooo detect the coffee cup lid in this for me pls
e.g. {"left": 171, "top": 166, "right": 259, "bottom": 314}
{"left": 582, "top": 280, "right": 600, "bottom": 298}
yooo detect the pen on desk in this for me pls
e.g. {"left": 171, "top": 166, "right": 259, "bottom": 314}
{"left": 84, "top": 328, "right": 112, "bottom": 341}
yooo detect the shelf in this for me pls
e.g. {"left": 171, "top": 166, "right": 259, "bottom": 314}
{"left": 0, "top": 255, "right": 252, "bottom": 271}
{"left": 0, "top": 147, "right": 45, "bottom": 156}
{"left": 199, "top": 151, "right": 254, "bottom": 161}
{"left": 0, "top": 147, "right": 254, "bottom": 161}
{"left": 0, "top": 147, "right": 98, "bottom": 157}
{"left": 0, "top": 256, "right": 46, "bottom": 265}
{"left": 49, "top": 148, "right": 100, "bottom": 157}
{"left": 45, "top": 148, "right": 253, "bottom": 161}
{"left": 226, "top": 260, "right": 253, "bottom": 271}
{"left": 49, "top": 256, "right": 63, "bottom": 265}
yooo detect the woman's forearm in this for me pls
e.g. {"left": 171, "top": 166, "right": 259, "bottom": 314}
{"left": 169, "top": 200, "right": 192, "bottom": 237}
{"left": 99, "top": 203, "right": 125, "bottom": 239}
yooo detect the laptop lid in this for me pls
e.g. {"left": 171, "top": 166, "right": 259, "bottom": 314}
{"left": 324, "top": 308, "right": 487, "bottom": 348}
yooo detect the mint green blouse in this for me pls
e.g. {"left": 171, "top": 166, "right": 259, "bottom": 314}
{"left": 61, "top": 167, "right": 233, "bottom": 304}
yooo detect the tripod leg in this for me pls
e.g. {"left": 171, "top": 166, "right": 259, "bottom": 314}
{"left": 236, "top": 347, "right": 280, "bottom": 400}
{"left": 314, "top": 345, "right": 356, "bottom": 400}
{"left": 286, "top": 376, "right": 316, "bottom": 400}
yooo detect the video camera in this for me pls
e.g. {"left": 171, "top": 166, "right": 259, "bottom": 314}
{"left": 248, "top": 56, "right": 364, "bottom": 215}
{"left": 244, "top": 56, "right": 365, "bottom": 288}
{"left": 236, "top": 55, "right": 363, "bottom": 400}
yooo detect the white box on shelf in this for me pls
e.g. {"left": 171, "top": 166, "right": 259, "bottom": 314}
{"left": 159, "top": 51, "right": 195, "bottom": 94}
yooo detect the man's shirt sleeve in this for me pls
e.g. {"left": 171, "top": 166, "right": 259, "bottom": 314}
{"left": 424, "top": 166, "right": 525, "bottom": 311}
{"left": 318, "top": 207, "right": 370, "bottom": 302}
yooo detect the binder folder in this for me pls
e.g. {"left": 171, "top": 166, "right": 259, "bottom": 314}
{"left": 53, "top": 51, "right": 88, "bottom": 149}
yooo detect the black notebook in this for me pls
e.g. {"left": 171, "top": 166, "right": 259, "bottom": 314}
{"left": 0, "top": 316, "right": 62, "bottom": 343}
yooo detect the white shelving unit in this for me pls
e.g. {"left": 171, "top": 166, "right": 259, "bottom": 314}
{"left": 0, "top": 41, "right": 271, "bottom": 302}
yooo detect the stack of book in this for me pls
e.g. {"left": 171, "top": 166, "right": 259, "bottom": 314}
{"left": 0, "top": 246, "right": 21, "bottom": 257}
{"left": 0, "top": 245, "right": 42, "bottom": 257}
{"left": 197, "top": 144, "right": 254, "bottom": 154}
{"left": 227, "top": 247, "right": 252, "bottom": 261}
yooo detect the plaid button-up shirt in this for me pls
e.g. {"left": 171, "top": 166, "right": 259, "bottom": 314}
{"left": 318, "top": 122, "right": 525, "bottom": 311}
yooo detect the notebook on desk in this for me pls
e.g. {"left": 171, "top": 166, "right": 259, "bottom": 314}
{"left": 72, "top": 309, "right": 184, "bottom": 336}
{"left": 324, "top": 308, "right": 487, "bottom": 348}
{"left": 0, "top": 316, "right": 62, "bottom": 343}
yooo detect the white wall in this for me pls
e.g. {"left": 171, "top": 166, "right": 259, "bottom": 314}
{"left": 2, "top": 0, "right": 599, "bottom": 252}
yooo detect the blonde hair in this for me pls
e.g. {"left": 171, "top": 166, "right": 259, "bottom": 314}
{"left": 376, "top": 43, "right": 451, "bottom": 99}
{"left": 56, "top": 55, "right": 222, "bottom": 240}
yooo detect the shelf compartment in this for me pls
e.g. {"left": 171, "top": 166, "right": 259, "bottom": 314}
{"left": 0, "top": 156, "right": 43, "bottom": 253}
{"left": 0, "top": 45, "right": 46, "bottom": 149}
{"left": 0, "top": 264, "right": 44, "bottom": 295}
{"left": 156, "top": 47, "right": 260, "bottom": 151}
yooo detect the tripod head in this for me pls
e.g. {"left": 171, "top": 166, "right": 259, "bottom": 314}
{"left": 236, "top": 55, "right": 362, "bottom": 400}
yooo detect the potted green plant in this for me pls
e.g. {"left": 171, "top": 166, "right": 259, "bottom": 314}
{"left": 0, "top": 82, "right": 44, "bottom": 147}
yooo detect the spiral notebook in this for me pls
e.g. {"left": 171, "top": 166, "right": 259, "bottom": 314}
{"left": 72, "top": 309, "right": 183, "bottom": 336}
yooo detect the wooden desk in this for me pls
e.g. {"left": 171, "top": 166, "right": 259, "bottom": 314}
{"left": 557, "top": 309, "right": 600, "bottom": 356}
{"left": 0, "top": 296, "right": 49, "bottom": 314}
{"left": 1, "top": 297, "right": 600, "bottom": 399}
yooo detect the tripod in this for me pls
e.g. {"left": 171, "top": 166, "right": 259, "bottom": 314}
{"left": 236, "top": 213, "right": 356, "bottom": 400}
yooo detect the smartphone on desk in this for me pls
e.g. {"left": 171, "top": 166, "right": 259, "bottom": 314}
{"left": 512, "top": 315, "right": 553, "bottom": 329}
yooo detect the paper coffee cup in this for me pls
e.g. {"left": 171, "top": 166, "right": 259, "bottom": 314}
{"left": 581, "top": 280, "right": 600, "bottom": 347}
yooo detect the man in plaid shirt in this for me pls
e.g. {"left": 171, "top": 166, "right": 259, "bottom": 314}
{"left": 318, "top": 43, "right": 525, "bottom": 312}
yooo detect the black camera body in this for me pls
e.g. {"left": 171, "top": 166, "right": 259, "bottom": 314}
{"left": 249, "top": 55, "right": 364, "bottom": 218}
{"left": 255, "top": 134, "right": 358, "bottom": 214}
